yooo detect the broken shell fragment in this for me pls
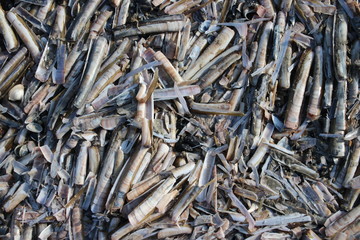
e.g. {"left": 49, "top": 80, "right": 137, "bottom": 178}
{"left": 26, "top": 122, "right": 43, "bottom": 133}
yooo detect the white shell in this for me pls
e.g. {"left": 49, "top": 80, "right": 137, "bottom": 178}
{"left": 8, "top": 84, "right": 24, "bottom": 101}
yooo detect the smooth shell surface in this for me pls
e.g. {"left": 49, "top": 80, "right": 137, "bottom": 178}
{"left": 8, "top": 84, "right": 24, "bottom": 101}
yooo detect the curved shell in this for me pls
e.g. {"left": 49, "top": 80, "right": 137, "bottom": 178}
{"left": 8, "top": 84, "right": 24, "bottom": 101}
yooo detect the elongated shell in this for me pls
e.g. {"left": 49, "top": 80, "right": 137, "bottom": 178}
{"left": 0, "top": 6, "right": 19, "bottom": 53}
{"left": 6, "top": 11, "right": 41, "bottom": 61}
{"left": 73, "top": 36, "right": 108, "bottom": 108}
{"left": 182, "top": 27, "right": 235, "bottom": 81}
{"left": 66, "top": 0, "right": 103, "bottom": 41}
{"left": 284, "top": 49, "right": 314, "bottom": 129}
{"left": 128, "top": 176, "right": 176, "bottom": 226}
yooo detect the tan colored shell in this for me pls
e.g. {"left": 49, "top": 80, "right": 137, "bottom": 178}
{"left": 284, "top": 49, "right": 314, "bottom": 129}
{"left": 0, "top": 6, "right": 19, "bottom": 53}
{"left": 182, "top": 27, "right": 235, "bottom": 81}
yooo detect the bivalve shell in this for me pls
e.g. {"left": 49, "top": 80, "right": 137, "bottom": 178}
{"left": 8, "top": 84, "right": 24, "bottom": 101}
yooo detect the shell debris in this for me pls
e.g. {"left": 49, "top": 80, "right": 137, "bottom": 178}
{"left": 0, "top": 0, "right": 359, "bottom": 239}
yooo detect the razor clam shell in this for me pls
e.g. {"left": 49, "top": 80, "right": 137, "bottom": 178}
{"left": 0, "top": 1, "right": 358, "bottom": 239}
